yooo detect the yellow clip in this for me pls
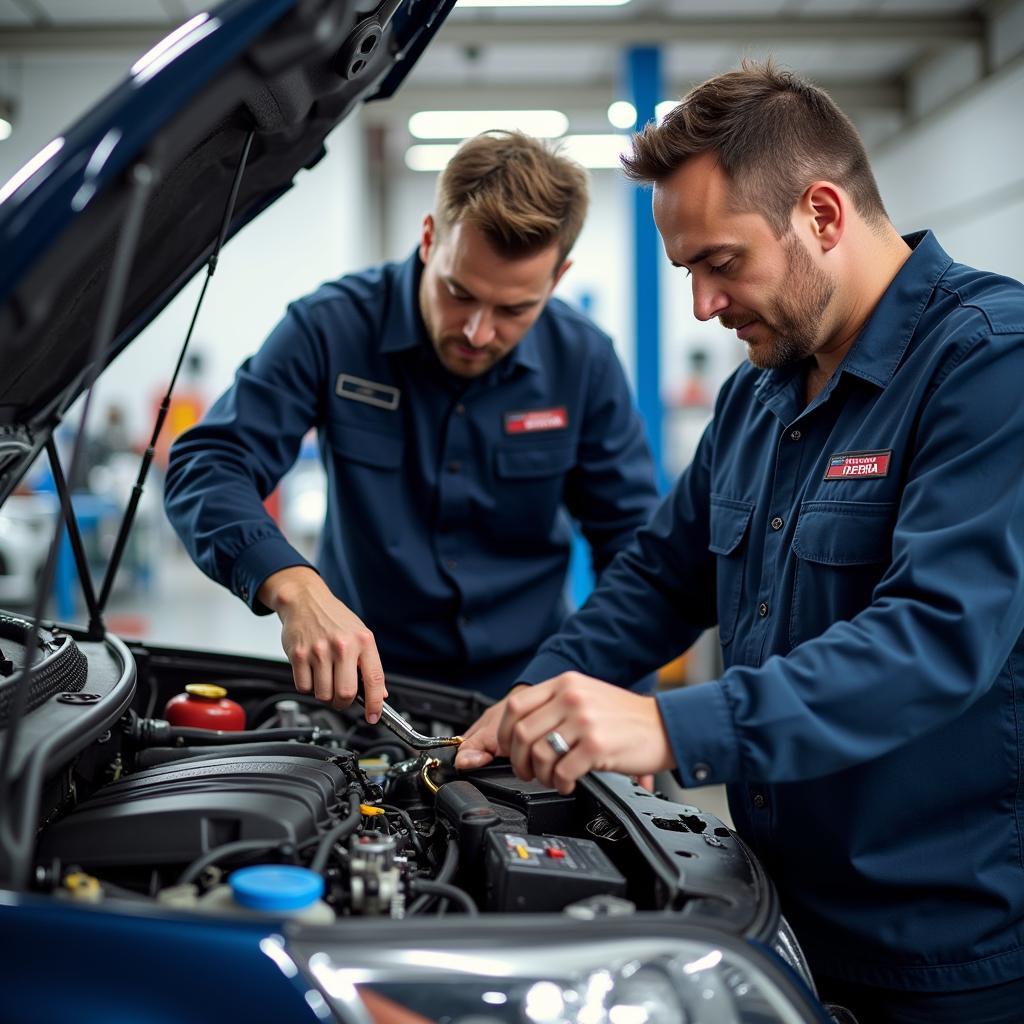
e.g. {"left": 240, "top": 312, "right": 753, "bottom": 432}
{"left": 360, "top": 803, "right": 386, "bottom": 816}
{"left": 515, "top": 845, "right": 529, "bottom": 860}
{"left": 64, "top": 872, "right": 102, "bottom": 903}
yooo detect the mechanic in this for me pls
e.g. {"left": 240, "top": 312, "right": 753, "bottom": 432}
{"left": 164, "top": 131, "right": 659, "bottom": 725}
{"left": 455, "top": 63, "right": 1024, "bottom": 1022}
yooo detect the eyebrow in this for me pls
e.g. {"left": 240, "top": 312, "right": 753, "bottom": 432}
{"left": 671, "top": 243, "right": 738, "bottom": 269}
{"left": 447, "top": 276, "right": 542, "bottom": 310}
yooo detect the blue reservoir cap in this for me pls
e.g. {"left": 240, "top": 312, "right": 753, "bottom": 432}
{"left": 229, "top": 865, "right": 324, "bottom": 911}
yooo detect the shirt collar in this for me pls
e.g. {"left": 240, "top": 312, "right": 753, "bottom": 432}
{"left": 378, "top": 247, "right": 544, "bottom": 377}
{"left": 834, "top": 229, "right": 952, "bottom": 389}
{"left": 756, "top": 229, "right": 952, "bottom": 404}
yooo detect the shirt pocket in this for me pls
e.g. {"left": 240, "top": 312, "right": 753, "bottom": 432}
{"left": 325, "top": 419, "right": 403, "bottom": 470}
{"left": 708, "top": 494, "right": 755, "bottom": 646}
{"left": 789, "top": 499, "right": 897, "bottom": 649}
{"left": 492, "top": 443, "right": 576, "bottom": 542}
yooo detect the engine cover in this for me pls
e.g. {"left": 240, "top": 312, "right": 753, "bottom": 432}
{"left": 38, "top": 755, "right": 350, "bottom": 869}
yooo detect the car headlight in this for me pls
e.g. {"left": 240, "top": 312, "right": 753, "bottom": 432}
{"left": 285, "top": 929, "right": 826, "bottom": 1024}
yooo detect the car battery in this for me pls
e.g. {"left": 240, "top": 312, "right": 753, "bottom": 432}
{"left": 485, "top": 830, "right": 626, "bottom": 912}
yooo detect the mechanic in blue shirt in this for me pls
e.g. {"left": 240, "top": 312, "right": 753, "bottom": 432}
{"left": 457, "top": 64, "right": 1024, "bottom": 1022}
{"left": 164, "top": 131, "right": 658, "bottom": 722}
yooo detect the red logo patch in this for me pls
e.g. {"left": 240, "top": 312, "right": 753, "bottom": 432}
{"left": 824, "top": 449, "right": 893, "bottom": 480}
{"left": 504, "top": 407, "right": 568, "bottom": 434}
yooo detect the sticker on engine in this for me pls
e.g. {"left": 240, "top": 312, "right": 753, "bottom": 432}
{"left": 824, "top": 449, "right": 892, "bottom": 480}
{"left": 504, "top": 406, "right": 568, "bottom": 434}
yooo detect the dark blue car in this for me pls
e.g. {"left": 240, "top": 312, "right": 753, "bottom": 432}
{"left": 0, "top": 3, "right": 842, "bottom": 1021}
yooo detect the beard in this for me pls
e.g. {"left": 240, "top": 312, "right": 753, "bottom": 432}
{"left": 722, "top": 234, "right": 836, "bottom": 371}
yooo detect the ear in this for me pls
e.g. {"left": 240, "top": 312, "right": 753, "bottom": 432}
{"left": 551, "top": 258, "right": 572, "bottom": 290}
{"left": 419, "top": 213, "right": 436, "bottom": 264}
{"left": 800, "top": 182, "right": 843, "bottom": 254}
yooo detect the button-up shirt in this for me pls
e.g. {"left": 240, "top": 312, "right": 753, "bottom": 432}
{"left": 164, "top": 251, "right": 658, "bottom": 696}
{"left": 521, "top": 232, "right": 1024, "bottom": 990}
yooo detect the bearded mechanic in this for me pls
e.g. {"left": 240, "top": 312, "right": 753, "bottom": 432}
{"left": 164, "top": 131, "right": 658, "bottom": 721}
{"left": 456, "top": 63, "right": 1024, "bottom": 1022}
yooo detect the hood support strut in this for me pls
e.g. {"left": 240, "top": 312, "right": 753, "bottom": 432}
{"left": 93, "top": 130, "right": 255, "bottom": 635}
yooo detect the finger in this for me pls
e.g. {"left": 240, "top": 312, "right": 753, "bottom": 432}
{"left": 507, "top": 703, "right": 570, "bottom": 783}
{"left": 291, "top": 646, "right": 313, "bottom": 696}
{"left": 637, "top": 774, "right": 655, "bottom": 792}
{"left": 455, "top": 745, "right": 494, "bottom": 770}
{"left": 359, "top": 645, "right": 387, "bottom": 724}
{"left": 333, "top": 643, "right": 359, "bottom": 710}
{"left": 311, "top": 642, "right": 334, "bottom": 703}
{"left": 549, "top": 744, "right": 592, "bottom": 795}
{"left": 496, "top": 681, "right": 553, "bottom": 753}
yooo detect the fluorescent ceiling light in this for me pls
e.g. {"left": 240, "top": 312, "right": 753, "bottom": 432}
{"left": 0, "top": 119, "right": 11, "bottom": 142}
{"left": 406, "top": 134, "right": 631, "bottom": 172}
{"left": 656, "top": 100, "right": 678, "bottom": 122}
{"left": 409, "top": 109, "right": 568, "bottom": 140}
{"left": 607, "top": 101, "right": 636, "bottom": 130}
{"left": 458, "top": 0, "right": 630, "bottom": 6}
{"left": 406, "top": 144, "right": 461, "bottom": 172}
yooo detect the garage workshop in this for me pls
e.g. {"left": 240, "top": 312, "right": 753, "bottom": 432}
{"left": 1, "top": 1, "right": 1023, "bottom": 1021}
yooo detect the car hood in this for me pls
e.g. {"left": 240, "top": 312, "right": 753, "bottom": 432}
{"left": 0, "top": 0, "right": 454, "bottom": 504}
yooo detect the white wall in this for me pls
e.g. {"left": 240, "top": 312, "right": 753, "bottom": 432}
{"left": 872, "top": 54, "right": 1024, "bottom": 284}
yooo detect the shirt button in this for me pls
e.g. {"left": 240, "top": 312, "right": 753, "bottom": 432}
{"left": 455, "top": 403, "right": 466, "bottom": 416}
{"left": 446, "top": 559, "right": 457, "bottom": 571}
{"left": 758, "top": 601, "right": 769, "bottom": 617}
{"left": 789, "top": 429, "right": 802, "bottom": 441}
{"left": 692, "top": 762, "right": 711, "bottom": 784}
{"left": 770, "top": 516, "right": 784, "bottom": 531}
{"left": 240, "top": 586, "right": 249, "bottom": 602}
{"left": 752, "top": 793, "right": 767, "bottom": 810}
{"left": 447, "top": 461, "right": 461, "bottom": 473}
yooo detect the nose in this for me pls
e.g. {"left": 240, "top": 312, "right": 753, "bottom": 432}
{"left": 463, "top": 306, "right": 496, "bottom": 347}
{"left": 691, "top": 276, "right": 730, "bottom": 322}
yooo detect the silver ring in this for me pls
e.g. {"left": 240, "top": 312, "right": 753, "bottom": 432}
{"left": 546, "top": 730, "right": 571, "bottom": 758}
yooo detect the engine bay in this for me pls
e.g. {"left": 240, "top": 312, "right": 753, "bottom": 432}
{"left": 1, "top": 622, "right": 779, "bottom": 937}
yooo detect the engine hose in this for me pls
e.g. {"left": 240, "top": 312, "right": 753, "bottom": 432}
{"left": 177, "top": 838, "right": 286, "bottom": 886}
{"left": 133, "top": 719, "right": 337, "bottom": 747}
{"left": 409, "top": 879, "right": 477, "bottom": 915}
{"left": 408, "top": 829, "right": 458, "bottom": 915}
{"left": 309, "top": 788, "right": 363, "bottom": 874}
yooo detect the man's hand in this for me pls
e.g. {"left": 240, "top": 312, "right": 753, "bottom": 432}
{"left": 454, "top": 685, "right": 530, "bottom": 771}
{"left": 496, "top": 672, "right": 675, "bottom": 794}
{"left": 258, "top": 567, "right": 387, "bottom": 723}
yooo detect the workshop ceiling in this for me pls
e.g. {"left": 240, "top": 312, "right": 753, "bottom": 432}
{"left": 0, "top": 0, "right": 992, "bottom": 149}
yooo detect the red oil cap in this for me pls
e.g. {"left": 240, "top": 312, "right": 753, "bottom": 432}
{"left": 164, "top": 684, "right": 246, "bottom": 731}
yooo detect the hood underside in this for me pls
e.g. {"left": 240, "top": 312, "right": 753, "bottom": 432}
{"left": 0, "top": 0, "right": 454, "bottom": 502}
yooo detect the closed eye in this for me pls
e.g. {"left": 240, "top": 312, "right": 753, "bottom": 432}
{"left": 708, "top": 259, "right": 736, "bottom": 275}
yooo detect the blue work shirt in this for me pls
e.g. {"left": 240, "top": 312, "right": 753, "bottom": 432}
{"left": 164, "top": 251, "right": 658, "bottom": 696}
{"left": 521, "top": 232, "right": 1024, "bottom": 991}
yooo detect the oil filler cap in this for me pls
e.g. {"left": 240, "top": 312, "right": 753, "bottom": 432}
{"left": 229, "top": 866, "right": 323, "bottom": 911}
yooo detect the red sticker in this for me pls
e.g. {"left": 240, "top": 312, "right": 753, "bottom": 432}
{"left": 504, "top": 406, "right": 569, "bottom": 434}
{"left": 824, "top": 449, "right": 893, "bottom": 480}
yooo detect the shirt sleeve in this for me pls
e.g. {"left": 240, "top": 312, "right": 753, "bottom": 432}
{"left": 563, "top": 338, "right": 660, "bottom": 575}
{"left": 163, "top": 300, "right": 328, "bottom": 612}
{"left": 521, "top": 413, "right": 719, "bottom": 688}
{"left": 659, "top": 327, "right": 1024, "bottom": 787}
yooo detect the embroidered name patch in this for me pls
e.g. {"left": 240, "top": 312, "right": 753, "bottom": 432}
{"left": 336, "top": 373, "right": 400, "bottom": 411}
{"left": 824, "top": 449, "right": 893, "bottom": 480}
{"left": 504, "top": 406, "right": 569, "bottom": 435}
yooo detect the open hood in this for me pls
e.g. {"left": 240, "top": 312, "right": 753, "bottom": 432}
{"left": 0, "top": 0, "right": 454, "bottom": 503}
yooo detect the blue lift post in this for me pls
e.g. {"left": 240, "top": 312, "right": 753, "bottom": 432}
{"left": 626, "top": 45, "right": 666, "bottom": 494}
{"left": 568, "top": 45, "right": 666, "bottom": 610}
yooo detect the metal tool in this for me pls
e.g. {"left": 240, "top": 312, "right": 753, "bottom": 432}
{"left": 358, "top": 696, "right": 463, "bottom": 750}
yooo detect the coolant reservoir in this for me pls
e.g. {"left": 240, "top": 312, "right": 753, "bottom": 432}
{"left": 164, "top": 683, "right": 245, "bottom": 731}
{"left": 225, "top": 865, "right": 334, "bottom": 922}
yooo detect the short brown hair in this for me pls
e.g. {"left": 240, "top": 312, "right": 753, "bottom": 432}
{"left": 436, "top": 130, "right": 589, "bottom": 263}
{"left": 622, "top": 59, "right": 888, "bottom": 236}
